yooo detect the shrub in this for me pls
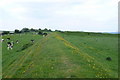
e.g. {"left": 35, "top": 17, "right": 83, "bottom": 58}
{"left": 2, "top": 31, "right": 10, "bottom": 35}
{"left": 14, "top": 29, "right": 20, "bottom": 33}
{"left": 106, "top": 57, "right": 112, "bottom": 61}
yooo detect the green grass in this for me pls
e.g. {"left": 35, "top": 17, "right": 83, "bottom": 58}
{"left": 2, "top": 32, "right": 118, "bottom": 78}
{"left": 0, "top": 35, "right": 2, "bottom": 79}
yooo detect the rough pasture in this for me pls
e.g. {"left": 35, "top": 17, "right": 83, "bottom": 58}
{"left": 2, "top": 32, "right": 118, "bottom": 78}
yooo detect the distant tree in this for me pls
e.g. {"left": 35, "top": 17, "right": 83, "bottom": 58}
{"left": 19, "top": 31, "right": 22, "bottom": 33}
{"left": 21, "top": 28, "right": 30, "bottom": 32}
{"left": 88, "top": 33, "right": 90, "bottom": 35}
{"left": 55, "top": 30, "right": 62, "bottom": 32}
{"left": 2, "top": 31, "right": 10, "bottom": 35}
{"left": 48, "top": 29, "right": 52, "bottom": 32}
{"left": 30, "top": 28, "right": 36, "bottom": 32}
{"left": 35, "top": 29, "right": 39, "bottom": 32}
{"left": 39, "top": 28, "right": 41, "bottom": 31}
{"left": 14, "top": 29, "right": 20, "bottom": 33}
{"left": 55, "top": 30, "right": 57, "bottom": 32}
{"left": 30, "top": 28, "right": 39, "bottom": 32}
{"left": 55, "top": 30, "right": 59, "bottom": 32}
{"left": 44, "top": 28, "right": 48, "bottom": 31}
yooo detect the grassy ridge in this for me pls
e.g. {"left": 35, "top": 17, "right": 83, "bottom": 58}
{"left": 58, "top": 32, "right": 118, "bottom": 77}
{"left": 2, "top": 32, "right": 118, "bottom": 78}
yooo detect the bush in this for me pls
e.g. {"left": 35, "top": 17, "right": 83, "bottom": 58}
{"left": 106, "top": 57, "right": 112, "bottom": 61}
{"left": 2, "top": 31, "right": 10, "bottom": 35}
{"left": 14, "top": 29, "right": 20, "bottom": 33}
{"left": 21, "top": 28, "right": 30, "bottom": 33}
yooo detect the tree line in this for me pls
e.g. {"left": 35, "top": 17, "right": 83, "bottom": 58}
{"left": 2, "top": 28, "right": 53, "bottom": 35}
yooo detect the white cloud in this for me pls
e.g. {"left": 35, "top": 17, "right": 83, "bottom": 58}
{"left": 55, "top": 0, "right": 118, "bottom": 20}
{"left": 0, "top": 0, "right": 119, "bottom": 32}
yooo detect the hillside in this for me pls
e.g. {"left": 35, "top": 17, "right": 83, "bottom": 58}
{"left": 2, "top": 32, "right": 118, "bottom": 78}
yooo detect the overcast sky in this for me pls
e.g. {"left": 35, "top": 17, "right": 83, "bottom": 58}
{"left": 0, "top": 0, "right": 119, "bottom": 32}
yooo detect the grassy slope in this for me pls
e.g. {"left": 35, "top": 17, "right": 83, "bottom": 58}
{"left": 58, "top": 32, "right": 118, "bottom": 77}
{"left": 0, "top": 35, "right": 2, "bottom": 79}
{"left": 2, "top": 32, "right": 118, "bottom": 78}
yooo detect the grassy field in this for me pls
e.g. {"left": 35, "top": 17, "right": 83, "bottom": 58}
{"left": 2, "top": 32, "right": 118, "bottom": 78}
